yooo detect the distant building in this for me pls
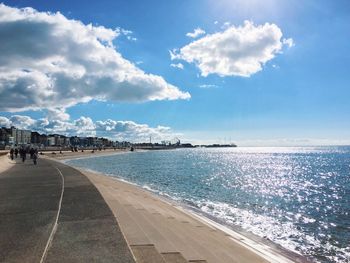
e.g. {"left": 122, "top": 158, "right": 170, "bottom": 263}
{"left": 31, "top": 132, "right": 41, "bottom": 144}
{"left": 9, "top": 127, "right": 31, "bottom": 145}
{"left": 21, "top": 130, "right": 31, "bottom": 144}
{"left": 70, "top": 136, "right": 80, "bottom": 146}
{"left": 0, "top": 125, "right": 123, "bottom": 148}
{"left": 9, "top": 127, "right": 17, "bottom": 144}
{"left": 0, "top": 127, "right": 11, "bottom": 146}
{"left": 31, "top": 132, "right": 48, "bottom": 146}
{"left": 46, "top": 134, "right": 69, "bottom": 146}
{"left": 47, "top": 136, "right": 56, "bottom": 146}
{"left": 101, "top": 138, "right": 112, "bottom": 147}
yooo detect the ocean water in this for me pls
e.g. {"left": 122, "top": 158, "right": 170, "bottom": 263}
{"left": 66, "top": 147, "right": 350, "bottom": 263}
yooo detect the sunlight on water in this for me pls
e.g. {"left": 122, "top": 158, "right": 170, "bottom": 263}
{"left": 67, "top": 146, "right": 350, "bottom": 263}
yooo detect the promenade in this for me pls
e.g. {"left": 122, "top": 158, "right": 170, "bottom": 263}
{"left": 0, "top": 156, "right": 135, "bottom": 263}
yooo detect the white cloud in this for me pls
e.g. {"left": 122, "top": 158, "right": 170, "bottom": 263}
{"left": 214, "top": 21, "right": 218, "bottom": 25}
{"left": 221, "top": 21, "right": 231, "bottom": 29}
{"left": 47, "top": 108, "right": 70, "bottom": 121}
{"left": 0, "top": 4, "right": 190, "bottom": 112}
{"left": 198, "top": 84, "right": 218, "bottom": 89}
{"left": 186, "top": 27, "right": 206, "bottom": 38}
{"left": 74, "top": 117, "right": 96, "bottom": 136}
{"left": 0, "top": 116, "right": 12, "bottom": 127}
{"left": 170, "top": 63, "right": 184, "bottom": 70}
{"left": 0, "top": 114, "right": 179, "bottom": 142}
{"left": 95, "top": 120, "right": 176, "bottom": 142}
{"left": 126, "top": 35, "right": 137, "bottom": 41}
{"left": 282, "top": 38, "right": 295, "bottom": 48}
{"left": 116, "top": 28, "right": 133, "bottom": 36}
{"left": 8, "top": 115, "right": 37, "bottom": 129}
{"left": 171, "top": 20, "right": 293, "bottom": 77}
{"left": 115, "top": 27, "right": 137, "bottom": 41}
{"left": 169, "top": 49, "right": 179, "bottom": 60}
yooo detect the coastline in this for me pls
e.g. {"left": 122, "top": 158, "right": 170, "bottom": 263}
{"left": 58, "top": 154, "right": 310, "bottom": 263}
{"left": 40, "top": 148, "right": 129, "bottom": 161}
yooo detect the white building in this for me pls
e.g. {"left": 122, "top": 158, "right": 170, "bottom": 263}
{"left": 10, "top": 127, "right": 31, "bottom": 145}
{"left": 48, "top": 136, "right": 56, "bottom": 146}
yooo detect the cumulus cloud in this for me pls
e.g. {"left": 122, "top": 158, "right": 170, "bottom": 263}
{"left": 0, "top": 115, "right": 178, "bottom": 142}
{"left": 186, "top": 27, "right": 206, "bottom": 38}
{"left": 0, "top": 116, "right": 11, "bottom": 127}
{"left": 95, "top": 120, "right": 175, "bottom": 142}
{"left": 47, "top": 108, "right": 70, "bottom": 121}
{"left": 171, "top": 20, "right": 293, "bottom": 77}
{"left": 170, "top": 63, "right": 184, "bottom": 70}
{"left": 8, "top": 115, "right": 37, "bottom": 129}
{"left": 0, "top": 4, "right": 190, "bottom": 112}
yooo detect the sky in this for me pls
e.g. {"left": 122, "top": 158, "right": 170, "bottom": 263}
{"left": 0, "top": 0, "right": 349, "bottom": 146}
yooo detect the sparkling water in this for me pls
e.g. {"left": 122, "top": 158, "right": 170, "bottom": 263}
{"left": 66, "top": 146, "right": 350, "bottom": 262}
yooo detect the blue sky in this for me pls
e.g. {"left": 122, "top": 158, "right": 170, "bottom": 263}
{"left": 0, "top": 0, "right": 349, "bottom": 145}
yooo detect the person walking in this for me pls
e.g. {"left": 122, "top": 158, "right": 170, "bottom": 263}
{"left": 14, "top": 148, "right": 18, "bottom": 158}
{"left": 10, "top": 148, "right": 14, "bottom": 160}
{"left": 20, "top": 148, "right": 26, "bottom": 163}
{"left": 29, "top": 148, "right": 35, "bottom": 159}
{"left": 33, "top": 150, "right": 38, "bottom": 165}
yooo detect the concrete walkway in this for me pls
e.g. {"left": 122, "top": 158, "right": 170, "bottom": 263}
{"left": 0, "top": 157, "right": 135, "bottom": 263}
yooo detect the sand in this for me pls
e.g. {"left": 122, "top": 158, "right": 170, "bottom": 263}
{"left": 76, "top": 167, "right": 298, "bottom": 263}
{"left": 41, "top": 148, "right": 128, "bottom": 160}
{"left": 0, "top": 153, "right": 15, "bottom": 174}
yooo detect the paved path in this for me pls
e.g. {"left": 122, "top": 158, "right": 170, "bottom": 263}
{"left": 0, "top": 157, "right": 135, "bottom": 263}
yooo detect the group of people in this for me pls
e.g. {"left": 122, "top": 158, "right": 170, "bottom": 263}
{"left": 9, "top": 147, "right": 39, "bottom": 165}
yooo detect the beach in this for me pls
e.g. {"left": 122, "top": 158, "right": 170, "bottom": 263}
{"left": 51, "top": 150, "right": 305, "bottom": 263}
{"left": 40, "top": 148, "right": 129, "bottom": 160}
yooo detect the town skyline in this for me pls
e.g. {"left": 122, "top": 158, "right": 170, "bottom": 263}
{"left": 0, "top": 124, "right": 194, "bottom": 148}
{"left": 0, "top": 125, "right": 126, "bottom": 148}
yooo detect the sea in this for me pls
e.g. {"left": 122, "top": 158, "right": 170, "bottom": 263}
{"left": 66, "top": 146, "right": 350, "bottom": 263}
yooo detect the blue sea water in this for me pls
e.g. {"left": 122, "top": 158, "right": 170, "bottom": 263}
{"left": 66, "top": 147, "right": 350, "bottom": 263}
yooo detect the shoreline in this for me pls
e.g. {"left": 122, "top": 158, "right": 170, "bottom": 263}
{"left": 40, "top": 148, "right": 129, "bottom": 161}
{"left": 58, "top": 154, "right": 310, "bottom": 263}
{"left": 81, "top": 167, "right": 309, "bottom": 263}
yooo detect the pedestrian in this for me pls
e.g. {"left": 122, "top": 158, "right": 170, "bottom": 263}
{"left": 33, "top": 150, "right": 38, "bottom": 165}
{"left": 20, "top": 148, "right": 26, "bottom": 162}
{"left": 29, "top": 148, "right": 35, "bottom": 159}
{"left": 10, "top": 148, "right": 14, "bottom": 160}
{"left": 14, "top": 148, "right": 18, "bottom": 158}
